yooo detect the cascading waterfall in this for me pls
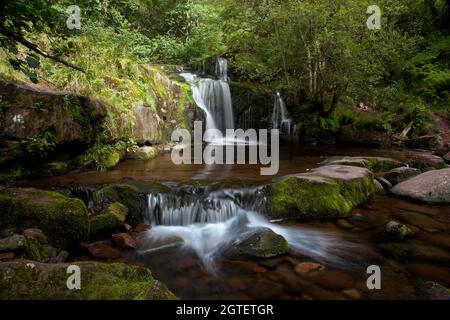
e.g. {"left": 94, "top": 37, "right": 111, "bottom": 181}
{"left": 138, "top": 187, "right": 364, "bottom": 272}
{"left": 272, "top": 92, "right": 294, "bottom": 135}
{"left": 180, "top": 58, "right": 235, "bottom": 138}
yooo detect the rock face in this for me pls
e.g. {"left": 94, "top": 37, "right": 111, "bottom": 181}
{"left": 0, "top": 188, "right": 89, "bottom": 248}
{"left": 406, "top": 135, "right": 444, "bottom": 150}
{"left": 391, "top": 168, "right": 450, "bottom": 203}
{"left": 384, "top": 167, "right": 421, "bottom": 185}
{"left": 225, "top": 228, "right": 289, "bottom": 259}
{"left": 0, "top": 260, "right": 176, "bottom": 300}
{"left": 269, "top": 165, "right": 379, "bottom": 219}
{"left": 338, "top": 125, "right": 390, "bottom": 147}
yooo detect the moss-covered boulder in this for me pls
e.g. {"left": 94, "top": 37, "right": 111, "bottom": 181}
{"left": 127, "top": 146, "right": 158, "bottom": 161}
{"left": 0, "top": 188, "right": 89, "bottom": 248}
{"left": 94, "top": 183, "right": 146, "bottom": 226}
{"left": 269, "top": 165, "right": 379, "bottom": 220}
{"left": 321, "top": 156, "right": 402, "bottom": 172}
{"left": 0, "top": 260, "right": 176, "bottom": 300}
{"left": 89, "top": 202, "right": 128, "bottom": 237}
{"left": 225, "top": 228, "right": 289, "bottom": 259}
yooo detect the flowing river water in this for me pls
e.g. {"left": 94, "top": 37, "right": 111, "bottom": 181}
{"left": 24, "top": 144, "right": 450, "bottom": 300}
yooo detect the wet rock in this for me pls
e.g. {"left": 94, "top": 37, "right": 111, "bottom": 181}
{"left": 89, "top": 202, "right": 128, "bottom": 236}
{"left": 112, "top": 233, "right": 139, "bottom": 250}
{"left": 379, "top": 243, "right": 450, "bottom": 264}
{"left": 376, "top": 177, "right": 393, "bottom": 189}
{"left": 127, "top": 146, "right": 157, "bottom": 161}
{"left": 309, "top": 270, "right": 355, "bottom": 291}
{"left": 415, "top": 281, "right": 450, "bottom": 300}
{"left": 406, "top": 264, "right": 450, "bottom": 288}
{"left": 406, "top": 135, "right": 444, "bottom": 150}
{"left": 382, "top": 221, "right": 414, "bottom": 241}
{"left": 0, "top": 259, "right": 176, "bottom": 299}
{"left": 270, "top": 165, "right": 380, "bottom": 219}
{"left": 294, "top": 262, "right": 325, "bottom": 276}
{"left": 0, "top": 252, "right": 15, "bottom": 262}
{"left": 384, "top": 167, "right": 421, "bottom": 186}
{"left": 426, "top": 234, "right": 450, "bottom": 251}
{"left": 250, "top": 278, "right": 284, "bottom": 299}
{"left": 321, "top": 156, "right": 402, "bottom": 172}
{"left": 133, "top": 223, "right": 151, "bottom": 233}
{"left": 82, "top": 240, "right": 121, "bottom": 259}
{"left": 393, "top": 212, "right": 445, "bottom": 231}
{"left": 94, "top": 183, "right": 146, "bottom": 226}
{"left": 225, "top": 228, "right": 289, "bottom": 259}
{"left": 251, "top": 265, "right": 268, "bottom": 274}
{"left": 0, "top": 234, "right": 25, "bottom": 252}
{"left": 342, "top": 288, "right": 362, "bottom": 300}
{"left": 391, "top": 168, "right": 450, "bottom": 203}
{"left": 22, "top": 228, "right": 48, "bottom": 245}
{"left": 0, "top": 188, "right": 89, "bottom": 248}
{"left": 337, "top": 219, "right": 354, "bottom": 230}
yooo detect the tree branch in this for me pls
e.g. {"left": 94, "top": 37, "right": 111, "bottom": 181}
{"left": 0, "top": 27, "right": 85, "bottom": 73}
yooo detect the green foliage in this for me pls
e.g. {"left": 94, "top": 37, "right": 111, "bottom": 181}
{"left": 18, "top": 131, "right": 57, "bottom": 161}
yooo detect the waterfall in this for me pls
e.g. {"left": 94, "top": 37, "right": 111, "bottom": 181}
{"left": 180, "top": 58, "right": 234, "bottom": 136}
{"left": 272, "top": 92, "right": 293, "bottom": 135}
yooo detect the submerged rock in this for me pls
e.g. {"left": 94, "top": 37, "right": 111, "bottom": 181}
{"left": 382, "top": 221, "right": 414, "bottom": 241}
{"left": 225, "top": 228, "right": 289, "bottom": 259}
{"left": 0, "top": 188, "right": 88, "bottom": 248}
{"left": 0, "top": 260, "right": 176, "bottom": 300}
{"left": 384, "top": 167, "right": 421, "bottom": 185}
{"left": 269, "top": 165, "right": 379, "bottom": 219}
{"left": 391, "top": 168, "right": 450, "bottom": 203}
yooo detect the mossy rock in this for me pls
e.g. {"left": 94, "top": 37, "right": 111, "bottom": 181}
{"left": 225, "top": 228, "right": 289, "bottom": 259}
{"left": 0, "top": 188, "right": 89, "bottom": 249}
{"left": 37, "top": 162, "right": 70, "bottom": 178}
{"left": 23, "top": 236, "right": 48, "bottom": 262}
{"left": 94, "top": 184, "right": 146, "bottom": 226}
{"left": 127, "top": 146, "right": 157, "bottom": 161}
{"left": 89, "top": 202, "right": 128, "bottom": 237}
{"left": 0, "top": 260, "right": 176, "bottom": 300}
{"left": 322, "top": 156, "right": 402, "bottom": 173}
{"left": 269, "top": 165, "right": 379, "bottom": 220}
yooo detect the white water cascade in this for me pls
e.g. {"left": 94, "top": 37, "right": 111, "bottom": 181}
{"left": 272, "top": 92, "right": 294, "bottom": 135}
{"left": 180, "top": 58, "right": 234, "bottom": 136}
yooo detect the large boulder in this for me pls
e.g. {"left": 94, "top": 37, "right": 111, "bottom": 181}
{"left": 0, "top": 260, "right": 176, "bottom": 300}
{"left": 0, "top": 188, "right": 89, "bottom": 248}
{"left": 391, "top": 168, "right": 450, "bottom": 203}
{"left": 89, "top": 202, "right": 128, "bottom": 236}
{"left": 338, "top": 125, "right": 390, "bottom": 147}
{"left": 269, "top": 165, "right": 380, "bottom": 219}
{"left": 406, "top": 135, "right": 444, "bottom": 150}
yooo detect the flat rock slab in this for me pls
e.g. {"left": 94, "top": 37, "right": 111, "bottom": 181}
{"left": 391, "top": 168, "right": 450, "bottom": 203}
{"left": 321, "top": 156, "right": 402, "bottom": 172}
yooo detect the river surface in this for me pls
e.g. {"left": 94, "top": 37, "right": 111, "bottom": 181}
{"left": 22, "top": 145, "right": 450, "bottom": 300}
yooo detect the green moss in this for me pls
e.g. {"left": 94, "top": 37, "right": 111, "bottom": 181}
{"left": 23, "top": 236, "right": 48, "bottom": 262}
{"left": 0, "top": 261, "right": 176, "bottom": 300}
{"left": 270, "top": 170, "right": 378, "bottom": 220}
{"left": 89, "top": 202, "right": 128, "bottom": 236}
{"left": 0, "top": 188, "right": 89, "bottom": 249}
{"left": 94, "top": 184, "right": 145, "bottom": 226}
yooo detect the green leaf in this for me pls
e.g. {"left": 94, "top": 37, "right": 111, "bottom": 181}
{"left": 26, "top": 55, "right": 40, "bottom": 69}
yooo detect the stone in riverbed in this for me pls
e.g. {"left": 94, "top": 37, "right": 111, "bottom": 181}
{"left": 82, "top": 240, "right": 122, "bottom": 259}
{"left": 383, "top": 167, "right": 421, "bottom": 186}
{"left": 393, "top": 212, "right": 445, "bottom": 231}
{"left": 0, "top": 260, "right": 176, "bottom": 300}
{"left": 0, "top": 188, "right": 89, "bottom": 249}
{"left": 225, "top": 228, "right": 289, "bottom": 259}
{"left": 269, "top": 165, "right": 380, "bottom": 219}
{"left": 294, "top": 262, "right": 325, "bottom": 276}
{"left": 382, "top": 221, "right": 414, "bottom": 241}
{"left": 112, "top": 233, "right": 139, "bottom": 250}
{"left": 391, "top": 168, "right": 450, "bottom": 203}
{"left": 89, "top": 202, "right": 128, "bottom": 236}
{"left": 376, "top": 177, "right": 392, "bottom": 189}
{"left": 321, "top": 156, "right": 402, "bottom": 172}
{"left": 133, "top": 223, "right": 151, "bottom": 233}
{"left": 379, "top": 243, "right": 450, "bottom": 264}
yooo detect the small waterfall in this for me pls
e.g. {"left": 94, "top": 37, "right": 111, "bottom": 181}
{"left": 272, "top": 92, "right": 294, "bottom": 135}
{"left": 180, "top": 58, "right": 234, "bottom": 136}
